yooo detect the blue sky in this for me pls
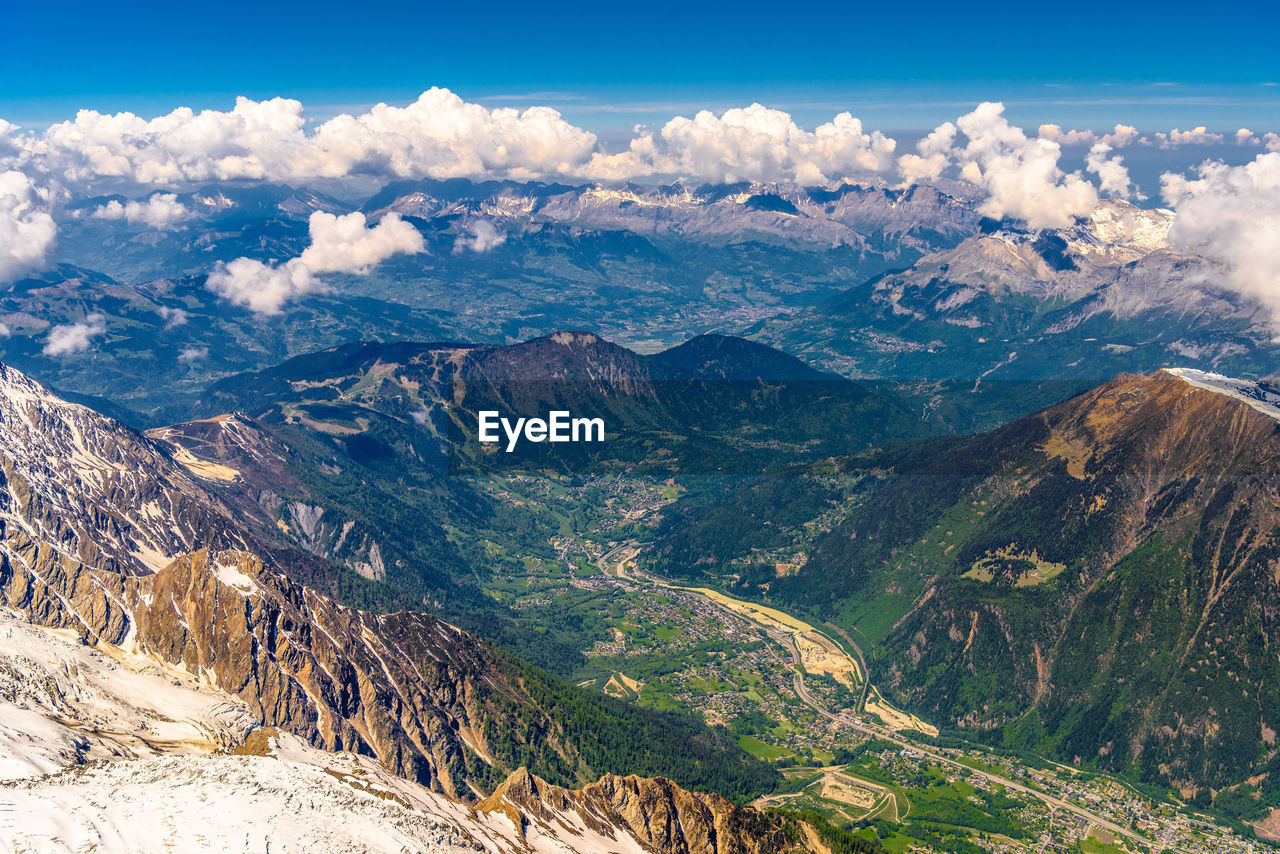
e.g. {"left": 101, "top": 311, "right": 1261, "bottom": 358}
{"left": 4, "top": 0, "right": 1278, "bottom": 131}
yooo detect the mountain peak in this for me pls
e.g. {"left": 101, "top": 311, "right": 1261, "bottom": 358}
{"left": 0, "top": 360, "right": 246, "bottom": 574}
{"left": 1164, "top": 367, "right": 1280, "bottom": 422}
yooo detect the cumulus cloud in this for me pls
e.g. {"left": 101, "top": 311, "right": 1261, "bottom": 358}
{"left": 950, "top": 103, "right": 1098, "bottom": 228}
{"left": 209, "top": 211, "right": 424, "bottom": 313}
{"left": 1103, "top": 125, "right": 1142, "bottom": 148}
{"left": 453, "top": 219, "right": 506, "bottom": 253}
{"left": 1037, "top": 124, "right": 1140, "bottom": 148}
{"left": 1236, "top": 128, "right": 1260, "bottom": 146}
{"left": 897, "top": 123, "right": 956, "bottom": 184}
{"left": 585, "top": 104, "right": 896, "bottom": 183}
{"left": 1264, "top": 133, "right": 1280, "bottom": 153}
{"left": 1086, "top": 143, "right": 1140, "bottom": 200}
{"left": 157, "top": 305, "right": 188, "bottom": 328}
{"left": 44, "top": 313, "right": 105, "bottom": 355}
{"left": 1037, "top": 124, "right": 1097, "bottom": 146}
{"left": 92, "top": 193, "right": 191, "bottom": 229}
{"left": 178, "top": 346, "right": 208, "bottom": 362}
{"left": 0, "top": 170, "right": 57, "bottom": 284}
{"left": 1155, "top": 127, "right": 1225, "bottom": 148}
{"left": 1162, "top": 153, "right": 1280, "bottom": 314}
{"left": 297, "top": 211, "right": 424, "bottom": 273}
{"left": 206, "top": 257, "right": 318, "bottom": 315}
{"left": 7, "top": 89, "right": 599, "bottom": 185}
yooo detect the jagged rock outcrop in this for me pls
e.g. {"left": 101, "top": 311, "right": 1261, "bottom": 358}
{"left": 0, "top": 363, "right": 246, "bottom": 574}
{"left": 480, "top": 767, "right": 808, "bottom": 854}
{"left": 0, "top": 542, "right": 571, "bottom": 798}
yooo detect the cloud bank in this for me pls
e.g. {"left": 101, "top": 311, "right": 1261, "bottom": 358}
{"left": 1, "top": 91, "right": 904, "bottom": 187}
{"left": 8, "top": 90, "right": 598, "bottom": 185}
{"left": 587, "top": 105, "right": 896, "bottom": 184}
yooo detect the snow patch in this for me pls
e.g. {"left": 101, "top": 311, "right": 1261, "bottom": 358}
{"left": 1165, "top": 368, "right": 1280, "bottom": 422}
{"left": 211, "top": 562, "right": 258, "bottom": 594}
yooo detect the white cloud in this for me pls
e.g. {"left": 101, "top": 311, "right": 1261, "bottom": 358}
{"left": 0, "top": 170, "right": 57, "bottom": 284}
{"left": 178, "top": 346, "right": 208, "bottom": 362}
{"left": 1037, "top": 124, "right": 1096, "bottom": 146}
{"left": 952, "top": 102, "right": 1098, "bottom": 229}
{"left": 92, "top": 193, "right": 191, "bottom": 229}
{"left": 44, "top": 313, "right": 105, "bottom": 355}
{"left": 209, "top": 211, "right": 424, "bottom": 314}
{"left": 585, "top": 104, "right": 896, "bottom": 184}
{"left": 1086, "top": 143, "right": 1140, "bottom": 200}
{"left": 9, "top": 89, "right": 599, "bottom": 185}
{"left": 157, "top": 305, "right": 188, "bottom": 328}
{"left": 1264, "top": 133, "right": 1280, "bottom": 153}
{"left": 0, "top": 322, "right": 9, "bottom": 337}
{"left": 297, "top": 211, "right": 424, "bottom": 273}
{"left": 897, "top": 122, "right": 956, "bottom": 184}
{"left": 453, "top": 219, "right": 506, "bottom": 253}
{"left": 1236, "top": 128, "right": 1260, "bottom": 145}
{"left": 1100, "top": 125, "right": 1141, "bottom": 148}
{"left": 1162, "top": 153, "right": 1280, "bottom": 315}
{"left": 1155, "top": 127, "right": 1225, "bottom": 148}
{"left": 897, "top": 105, "right": 1112, "bottom": 225}
{"left": 206, "top": 257, "right": 318, "bottom": 315}
{"left": 4, "top": 93, "right": 901, "bottom": 187}
{"left": 1037, "top": 124, "right": 1139, "bottom": 149}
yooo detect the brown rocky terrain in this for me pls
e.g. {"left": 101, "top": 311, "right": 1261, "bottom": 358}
{"left": 479, "top": 767, "right": 809, "bottom": 854}
{"left": 0, "top": 538, "right": 575, "bottom": 798}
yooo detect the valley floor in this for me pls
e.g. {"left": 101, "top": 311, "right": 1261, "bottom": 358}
{"left": 488, "top": 473, "right": 1268, "bottom": 854}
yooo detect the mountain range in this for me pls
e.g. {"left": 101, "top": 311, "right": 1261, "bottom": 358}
{"left": 4, "top": 173, "right": 1280, "bottom": 849}
{"left": 9, "top": 178, "right": 1277, "bottom": 435}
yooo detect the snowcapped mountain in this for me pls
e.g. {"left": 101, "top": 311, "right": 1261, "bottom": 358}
{"left": 855, "top": 200, "right": 1228, "bottom": 319}
{"left": 1164, "top": 367, "right": 1280, "bottom": 422}
{"left": 758, "top": 198, "right": 1280, "bottom": 429}
{"left": 0, "top": 607, "right": 797, "bottom": 854}
{"left": 0, "top": 362, "right": 247, "bottom": 574}
{"left": 368, "top": 177, "right": 981, "bottom": 254}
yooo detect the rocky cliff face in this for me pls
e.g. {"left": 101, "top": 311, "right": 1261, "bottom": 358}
{"left": 0, "top": 362, "right": 554, "bottom": 797}
{"left": 0, "top": 363, "right": 247, "bottom": 574}
{"left": 0, "top": 610, "right": 812, "bottom": 854}
{"left": 480, "top": 767, "right": 807, "bottom": 854}
{"left": 0, "top": 537, "right": 573, "bottom": 798}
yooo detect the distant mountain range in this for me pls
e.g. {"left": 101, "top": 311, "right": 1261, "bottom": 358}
{"left": 752, "top": 199, "right": 1280, "bottom": 429}
{"left": 5, "top": 179, "right": 1277, "bottom": 436}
